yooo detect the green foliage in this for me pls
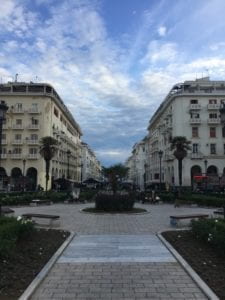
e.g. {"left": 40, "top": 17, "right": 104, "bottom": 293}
{"left": 95, "top": 194, "right": 135, "bottom": 212}
{"left": 191, "top": 218, "right": 225, "bottom": 256}
{"left": 79, "top": 190, "right": 97, "bottom": 201}
{"left": 0, "top": 216, "right": 35, "bottom": 258}
{"left": 103, "top": 164, "right": 129, "bottom": 194}
{"left": 159, "top": 192, "right": 175, "bottom": 203}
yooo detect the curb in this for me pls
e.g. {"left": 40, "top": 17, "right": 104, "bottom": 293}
{"left": 18, "top": 231, "right": 75, "bottom": 300}
{"left": 157, "top": 231, "right": 219, "bottom": 300}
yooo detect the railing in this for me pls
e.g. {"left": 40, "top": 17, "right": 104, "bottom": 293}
{"left": 11, "top": 108, "right": 24, "bottom": 113}
{"left": 11, "top": 154, "right": 22, "bottom": 159}
{"left": 1, "top": 139, "right": 7, "bottom": 145}
{"left": 208, "top": 118, "right": 220, "bottom": 124}
{"left": 189, "top": 104, "right": 201, "bottom": 110}
{"left": 28, "top": 108, "right": 40, "bottom": 114}
{"left": 12, "top": 140, "right": 23, "bottom": 145}
{"left": 27, "top": 154, "right": 38, "bottom": 159}
{"left": 190, "top": 152, "right": 203, "bottom": 159}
{"left": 26, "top": 139, "right": 39, "bottom": 145}
{"left": 207, "top": 103, "right": 220, "bottom": 110}
{"left": 12, "top": 124, "right": 23, "bottom": 129}
{"left": 0, "top": 154, "right": 7, "bottom": 159}
{"left": 27, "top": 124, "right": 40, "bottom": 130}
{"left": 189, "top": 118, "right": 201, "bottom": 124}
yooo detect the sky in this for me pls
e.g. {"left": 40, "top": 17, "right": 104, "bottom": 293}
{"left": 1, "top": 0, "right": 225, "bottom": 166}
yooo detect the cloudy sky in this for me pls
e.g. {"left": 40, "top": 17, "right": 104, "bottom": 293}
{"left": 1, "top": 0, "right": 225, "bottom": 166}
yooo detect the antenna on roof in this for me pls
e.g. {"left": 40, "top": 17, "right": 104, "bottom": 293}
{"left": 15, "top": 73, "right": 18, "bottom": 82}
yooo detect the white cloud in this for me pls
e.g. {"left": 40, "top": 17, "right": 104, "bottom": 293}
{"left": 157, "top": 25, "right": 166, "bottom": 37}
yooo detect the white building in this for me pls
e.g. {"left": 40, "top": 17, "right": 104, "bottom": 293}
{"left": 0, "top": 81, "right": 82, "bottom": 190}
{"left": 146, "top": 77, "right": 225, "bottom": 189}
{"left": 81, "top": 142, "right": 102, "bottom": 182}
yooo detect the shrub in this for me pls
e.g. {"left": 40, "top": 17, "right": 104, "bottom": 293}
{"left": 191, "top": 218, "right": 225, "bottom": 256}
{"left": 95, "top": 194, "right": 135, "bottom": 212}
{"left": 0, "top": 216, "right": 35, "bottom": 258}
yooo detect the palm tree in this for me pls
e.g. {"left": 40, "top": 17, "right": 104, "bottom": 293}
{"left": 170, "top": 136, "right": 191, "bottom": 188}
{"left": 40, "top": 136, "right": 58, "bottom": 192}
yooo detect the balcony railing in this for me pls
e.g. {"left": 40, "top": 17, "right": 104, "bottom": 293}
{"left": 12, "top": 140, "right": 23, "bottom": 145}
{"left": 27, "top": 124, "right": 40, "bottom": 130}
{"left": 11, "top": 154, "right": 22, "bottom": 159}
{"left": 189, "top": 104, "right": 201, "bottom": 110}
{"left": 28, "top": 108, "right": 40, "bottom": 114}
{"left": 12, "top": 124, "right": 23, "bottom": 130}
{"left": 190, "top": 152, "right": 203, "bottom": 159}
{"left": 26, "top": 139, "right": 39, "bottom": 145}
{"left": 2, "top": 139, "right": 7, "bottom": 145}
{"left": 27, "top": 154, "right": 38, "bottom": 159}
{"left": 0, "top": 154, "right": 7, "bottom": 159}
{"left": 189, "top": 118, "right": 201, "bottom": 124}
{"left": 207, "top": 104, "right": 220, "bottom": 110}
{"left": 208, "top": 118, "right": 220, "bottom": 124}
{"left": 11, "top": 108, "right": 24, "bottom": 114}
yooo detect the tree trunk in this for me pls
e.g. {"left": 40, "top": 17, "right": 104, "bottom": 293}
{"left": 45, "top": 159, "right": 50, "bottom": 192}
{"left": 178, "top": 159, "right": 183, "bottom": 187}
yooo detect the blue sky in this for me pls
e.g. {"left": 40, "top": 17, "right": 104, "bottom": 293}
{"left": 1, "top": 0, "right": 225, "bottom": 166}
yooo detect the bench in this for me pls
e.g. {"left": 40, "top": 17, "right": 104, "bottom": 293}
{"left": 213, "top": 209, "right": 224, "bottom": 217}
{"left": 22, "top": 213, "right": 60, "bottom": 227}
{"left": 170, "top": 213, "right": 209, "bottom": 227}
{"left": 30, "top": 199, "right": 52, "bottom": 206}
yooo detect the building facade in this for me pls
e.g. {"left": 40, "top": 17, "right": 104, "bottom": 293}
{"left": 81, "top": 142, "right": 102, "bottom": 182}
{"left": 146, "top": 77, "right": 225, "bottom": 189}
{"left": 0, "top": 82, "right": 82, "bottom": 190}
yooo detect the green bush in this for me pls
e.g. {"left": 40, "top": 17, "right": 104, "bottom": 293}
{"left": 95, "top": 194, "right": 135, "bottom": 212}
{"left": 0, "top": 216, "right": 35, "bottom": 258}
{"left": 79, "top": 190, "right": 98, "bottom": 201}
{"left": 159, "top": 193, "right": 175, "bottom": 203}
{"left": 191, "top": 218, "right": 225, "bottom": 256}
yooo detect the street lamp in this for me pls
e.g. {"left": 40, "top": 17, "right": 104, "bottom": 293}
{"left": 204, "top": 159, "right": 208, "bottom": 193}
{"left": 22, "top": 159, "right": 26, "bottom": 192}
{"left": 66, "top": 150, "right": 71, "bottom": 179}
{"left": 0, "top": 100, "right": 8, "bottom": 216}
{"left": 158, "top": 150, "right": 163, "bottom": 193}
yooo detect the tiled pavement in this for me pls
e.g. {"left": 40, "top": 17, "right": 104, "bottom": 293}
{"left": 13, "top": 203, "right": 212, "bottom": 299}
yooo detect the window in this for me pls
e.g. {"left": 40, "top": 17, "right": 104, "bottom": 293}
{"left": 190, "top": 99, "right": 198, "bottom": 104}
{"left": 31, "top": 134, "right": 38, "bottom": 140}
{"left": 190, "top": 113, "right": 200, "bottom": 119}
{"left": 31, "top": 103, "right": 38, "bottom": 111}
{"left": 209, "top": 113, "right": 217, "bottom": 119}
{"left": 16, "top": 119, "right": 22, "bottom": 125}
{"left": 209, "top": 99, "right": 217, "bottom": 104}
{"left": 210, "top": 127, "right": 216, "bottom": 138}
{"left": 222, "top": 126, "right": 225, "bottom": 138}
{"left": 29, "top": 148, "right": 37, "bottom": 154}
{"left": 15, "top": 103, "right": 23, "bottom": 110}
{"left": 54, "top": 107, "right": 59, "bottom": 117}
{"left": 15, "top": 134, "right": 22, "bottom": 140}
{"left": 210, "top": 144, "right": 216, "bottom": 154}
{"left": 31, "top": 118, "right": 39, "bottom": 125}
{"left": 13, "top": 148, "right": 22, "bottom": 154}
{"left": 192, "top": 143, "right": 198, "bottom": 153}
{"left": 2, "top": 134, "right": 6, "bottom": 140}
{"left": 192, "top": 127, "right": 199, "bottom": 137}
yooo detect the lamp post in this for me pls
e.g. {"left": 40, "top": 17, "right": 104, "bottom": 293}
{"left": 220, "top": 103, "right": 225, "bottom": 218}
{"left": 158, "top": 150, "right": 163, "bottom": 194}
{"left": 0, "top": 101, "right": 8, "bottom": 216}
{"left": 66, "top": 150, "right": 71, "bottom": 179}
{"left": 22, "top": 159, "right": 26, "bottom": 192}
{"left": 204, "top": 159, "right": 208, "bottom": 193}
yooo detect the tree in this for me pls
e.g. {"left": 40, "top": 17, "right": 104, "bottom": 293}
{"left": 170, "top": 136, "right": 191, "bottom": 188}
{"left": 103, "top": 164, "right": 129, "bottom": 194}
{"left": 40, "top": 136, "right": 58, "bottom": 192}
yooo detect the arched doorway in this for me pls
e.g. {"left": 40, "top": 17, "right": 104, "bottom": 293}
{"left": 191, "top": 165, "right": 202, "bottom": 190}
{"left": 26, "top": 168, "right": 37, "bottom": 191}
{"left": 207, "top": 165, "right": 219, "bottom": 187}
{"left": 0, "top": 167, "right": 8, "bottom": 190}
{"left": 11, "top": 168, "right": 23, "bottom": 191}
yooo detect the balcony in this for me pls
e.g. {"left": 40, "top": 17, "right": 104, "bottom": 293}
{"left": 12, "top": 124, "right": 23, "bottom": 130}
{"left": 208, "top": 118, "right": 220, "bottom": 124}
{"left": 2, "top": 139, "right": 7, "bottom": 145}
{"left": 26, "top": 139, "right": 39, "bottom": 145}
{"left": 11, "top": 154, "right": 22, "bottom": 159}
{"left": 189, "top": 104, "right": 201, "bottom": 110}
{"left": 11, "top": 108, "right": 24, "bottom": 114}
{"left": 189, "top": 118, "right": 201, "bottom": 124}
{"left": 27, "top": 154, "right": 38, "bottom": 159}
{"left": 28, "top": 108, "right": 40, "bottom": 114}
{"left": 2, "top": 124, "right": 7, "bottom": 130}
{"left": 12, "top": 140, "right": 23, "bottom": 145}
{"left": 207, "top": 104, "right": 220, "bottom": 110}
{"left": 0, "top": 154, "right": 7, "bottom": 159}
{"left": 27, "top": 124, "right": 40, "bottom": 130}
{"left": 190, "top": 152, "right": 203, "bottom": 159}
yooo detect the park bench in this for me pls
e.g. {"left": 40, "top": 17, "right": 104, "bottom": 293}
{"left": 22, "top": 213, "right": 60, "bottom": 227}
{"left": 30, "top": 199, "right": 52, "bottom": 206}
{"left": 170, "top": 213, "right": 209, "bottom": 227}
{"left": 213, "top": 209, "right": 224, "bottom": 217}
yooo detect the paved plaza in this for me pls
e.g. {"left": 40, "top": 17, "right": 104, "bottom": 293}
{"left": 13, "top": 203, "right": 213, "bottom": 299}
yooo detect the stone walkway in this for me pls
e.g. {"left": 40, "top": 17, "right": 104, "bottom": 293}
{"left": 13, "top": 203, "right": 212, "bottom": 299}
